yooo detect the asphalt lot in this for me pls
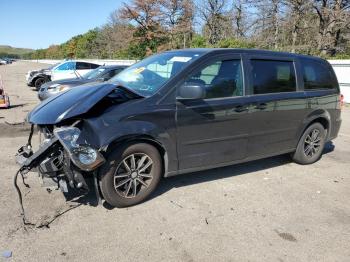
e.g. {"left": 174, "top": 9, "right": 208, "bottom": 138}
{"left": 0, "top": 61, "right": 350, "bottom": 262}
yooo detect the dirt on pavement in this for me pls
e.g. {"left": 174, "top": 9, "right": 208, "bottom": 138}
{"left": 0, "top": 61, "right": 350, "bottom": 262}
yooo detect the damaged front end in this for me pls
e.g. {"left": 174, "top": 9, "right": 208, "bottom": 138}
{"left": 14, "top": 123, "right": 107, "bottom": 226}
{"left": 14, "top": 83, "right": 141, "bottom": 216}
{"left": 16, "top": 123, "right": 105, "bottom": 197}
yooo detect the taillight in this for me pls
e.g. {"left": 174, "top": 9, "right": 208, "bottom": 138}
{"left": 340, "top": 94, "right": 344, "bottom": 109}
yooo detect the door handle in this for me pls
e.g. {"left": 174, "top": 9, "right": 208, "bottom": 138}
{"left": 234, "top": 105, "right": 248, "bottom": 113}
{"left": 255, "top": 103, "right": 267, "bottom": 110}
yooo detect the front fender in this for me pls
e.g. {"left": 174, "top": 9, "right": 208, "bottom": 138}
{"left": 32, "top": 73, "right": 50, "bottom": 82}
{"left": 78, "top": 110, "right": 177, "bottom": 174}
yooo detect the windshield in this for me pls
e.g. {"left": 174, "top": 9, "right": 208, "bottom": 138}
{"left": 84, "top": 67, "right": 106, "bottom": 80}
{"left": 110, "top": 51, "right": 204, "bottom": 97}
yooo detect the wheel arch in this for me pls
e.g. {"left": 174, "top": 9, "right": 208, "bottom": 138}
{"left": 104, "top": 135, "right": 169, "bottom": 177}
{"left": 31, "top": 76, "right": 40, "bottom": 84}
{"left": 33, "top": 74, "right": 50, "bottom": 83}
{"left": 297, "top": 110, "right": 331, "bottom": 146}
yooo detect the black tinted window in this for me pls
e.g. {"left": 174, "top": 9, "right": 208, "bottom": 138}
{"left": 301, "top": 59, "right": 336, "bottom": 90}
{"left": 76, "top": 62, "right": 100, "bottom": 70}
{"left": 185, "top": 59, "right": 243, "bottom": 99}
{"left": 90, "top": 63, "right": 100, "bottom": 69}
{"left": 76, "top": 62, "right": 91, "bottom": 70}
{"left": 251, "top": 60, "right": 296, "bottom": 94}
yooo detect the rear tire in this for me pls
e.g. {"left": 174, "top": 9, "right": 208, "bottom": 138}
{"left": 99, "top": 143, "right": 162, "bottom": 207}
{"left": 292, "top": 123, "right": 326, "bottom": 165}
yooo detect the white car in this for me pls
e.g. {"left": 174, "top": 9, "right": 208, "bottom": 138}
{"left": 50, "top": 61, "right": 101, "bottom": 81}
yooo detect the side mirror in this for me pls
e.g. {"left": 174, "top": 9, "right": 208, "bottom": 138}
{"left": 177, "top": 82, "right": 206, "bottom": 100}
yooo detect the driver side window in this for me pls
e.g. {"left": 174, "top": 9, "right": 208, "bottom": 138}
{"left": 185, "top": 59, "right": 243, "bottom": 99}
{"left": 56, "top": 62, "right": 75, "bottom": 71}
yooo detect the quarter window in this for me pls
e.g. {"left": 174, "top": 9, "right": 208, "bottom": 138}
{"left": 251, "top": 60, "right": 296, "bottom": 94}
{"left": 184, "top": 59, "right": 243, "bottom": 99}
{"left": 301, "top": 58, "right": 336, "bottom": 90}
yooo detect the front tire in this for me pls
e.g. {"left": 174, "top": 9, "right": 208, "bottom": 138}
{"left": 34, "top": 77, "right": 46, "bottom": 90}
{"left": 292, "top": 123, "right": 326, "bottom": 165}
{"left": 99, "top": 143, "right": 162, "bottom": 207}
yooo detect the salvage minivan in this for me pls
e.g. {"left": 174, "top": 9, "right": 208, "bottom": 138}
{"left": 16, "top": 49, "right": 342, "bottom": 207}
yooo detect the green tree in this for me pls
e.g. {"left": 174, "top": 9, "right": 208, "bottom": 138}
{"left": 216, "top": 38, "right": 255, "bottom": 48}
{"left": 190, "top": 35, "right": 209, "bottom": 48}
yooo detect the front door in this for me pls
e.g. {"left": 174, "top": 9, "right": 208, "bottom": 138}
{"left": 52, "top": 61, "right": 76, "bottom": 80}
{"left": 176, "top": 55, "right": 253, "bottom": 170}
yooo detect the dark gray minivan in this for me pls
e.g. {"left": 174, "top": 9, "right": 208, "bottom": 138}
{"left": 16, "top": 49, "right": 342, "bottom": 208}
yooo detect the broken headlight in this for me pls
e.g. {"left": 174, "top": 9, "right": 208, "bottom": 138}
{"left": 54, "top": 127, "right": 105, "bottom": 171}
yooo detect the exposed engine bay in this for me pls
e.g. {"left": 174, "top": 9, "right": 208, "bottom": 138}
{"left": 16, "top": 123, "right": 105, "bottom": 191}
{"left": 14, "top": 123, "right": 106, "bottom": 224}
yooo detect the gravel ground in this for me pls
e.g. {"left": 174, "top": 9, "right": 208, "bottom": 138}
{"left": 0, "top": 61, "right": 349, "bottom": 262}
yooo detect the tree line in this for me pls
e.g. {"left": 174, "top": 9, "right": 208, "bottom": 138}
{"left": 23, "top": 0, "right": 350, "bottom": 60}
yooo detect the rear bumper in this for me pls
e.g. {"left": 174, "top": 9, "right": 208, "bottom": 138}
{"left": 329, "top": 118, "right": 342, "bottom": 141}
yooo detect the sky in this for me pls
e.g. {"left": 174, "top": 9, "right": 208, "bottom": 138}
{"left": 0, "top": 0, "right": 126, "bottom": 49}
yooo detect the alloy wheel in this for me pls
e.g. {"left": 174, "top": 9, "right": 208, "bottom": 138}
{"left": 113, "top": 153, "right": 153, "bottom": 198}
{"left": 304, "top": 128, "right": 322, "bottom": 157}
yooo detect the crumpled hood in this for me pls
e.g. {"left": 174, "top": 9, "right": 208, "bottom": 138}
{"left": 28, "top": 83, "right": 118, "bottom": 125}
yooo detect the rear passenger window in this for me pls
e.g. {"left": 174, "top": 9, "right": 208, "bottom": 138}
{"left": 90, "top": 63, "right": 100, "bottom": 69}
{"left": 251, "top": 60, "right": 296, "bottom": 94}
{"left": 301, "top": 59, "right": 336, "bottom": 90}
{"left": 76, "top": 62, "right": 97, "bottom": 70}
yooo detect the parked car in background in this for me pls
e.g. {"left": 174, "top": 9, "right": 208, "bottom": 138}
{"left": 38, "top": 65, "right": 128, "bottom": 101}
{"left": 50, "top": 61, "right": 100, "bottom": 81}
{"left": 26, "top": 63, "right": 58, "bottom": 90}
{"left": 0, "top": 58, "right": 9, "bottom": 65}
{"left": 1, "top": 58, "right": 13, "bottom": 64}
{"left": 26, "top": 60, "right": 101, "bottom": 90}
{"left": 17, "top": 49, "right": 342, "bottom": 208}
